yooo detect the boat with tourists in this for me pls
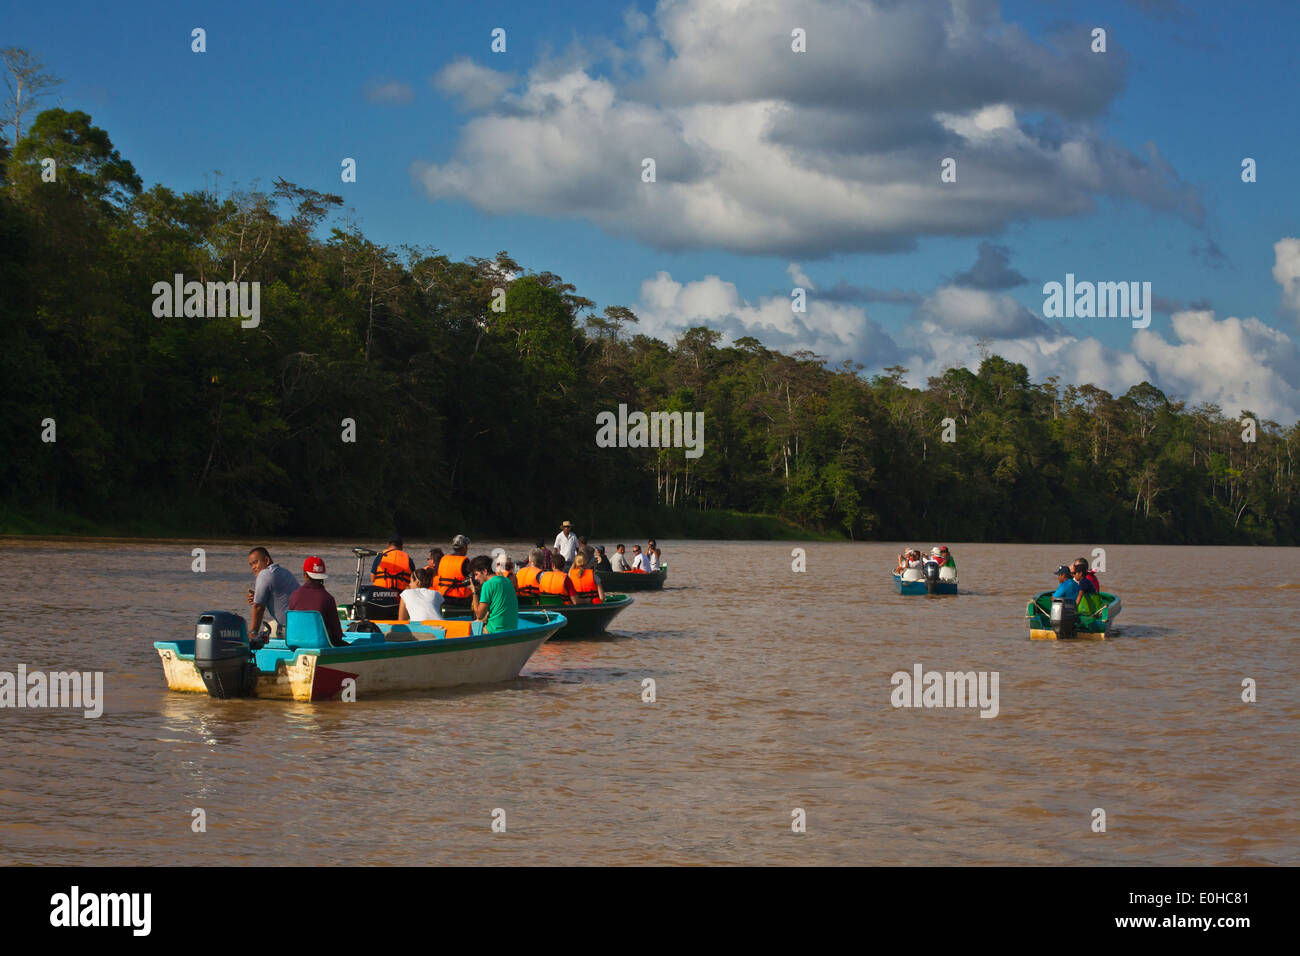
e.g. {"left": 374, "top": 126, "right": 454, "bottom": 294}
{"left": 1026, "top": 590, "right": 1122, "bottom": 640}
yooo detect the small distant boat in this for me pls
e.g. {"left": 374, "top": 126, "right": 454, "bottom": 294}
{"left": 155, "top": 609, "right": 564, "bottom": 701}
{"left": 894, "top": 564, "right": 958, "bottom": 595}
{"left": 599, "top": 565, "right": 668, "bottom": 591}
{"left": 1026, "top": 591, "right": 1122, "bottom": 640}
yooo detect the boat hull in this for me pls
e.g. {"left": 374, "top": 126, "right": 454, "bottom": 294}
{"left": 1026, "top": 591, "right": 1122, "bottom": 640}
{"left": 598, "top": 565, "right": 667, "bottom": 591}
{"left": 155, "top": 613, "right": 564, "bottom": 701}
{"left": 893, "top": 572, "right": 958, "bottom": 595}
{"left": 515, "top": 594, "right": 633, "bottom": 639}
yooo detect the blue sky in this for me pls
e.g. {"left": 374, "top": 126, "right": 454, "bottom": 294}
{"left": 9, "top": 0, "right": 1300, "bottom": 419}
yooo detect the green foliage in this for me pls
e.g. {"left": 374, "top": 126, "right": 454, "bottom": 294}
{"left": 2, "top": 107, "right": 1299, "bottom": 543}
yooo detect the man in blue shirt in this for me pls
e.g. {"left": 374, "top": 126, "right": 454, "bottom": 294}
{"left": 247, "top": 547, "right": 299, "bottom": 638}
{"left": 1052, "top": 565, "right": 1081, "bottom": 603}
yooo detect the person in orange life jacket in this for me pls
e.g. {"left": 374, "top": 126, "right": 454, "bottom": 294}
{"left": 288, "top": 556, "right": 347, "bottom": 647}
{"left": 370, "top": 536, "right": 415, "bottom": 590}
{"left": 568, "top": 551, "right": 605, "bottom": 604}
{"left": 537, "top": 552, "right": 578, "bottom": 603}
{"left": 434, "top": 534, "right": 472, "bottom": 600}
{"left": 515, "top": 550, "right": 546, "bottom": 597}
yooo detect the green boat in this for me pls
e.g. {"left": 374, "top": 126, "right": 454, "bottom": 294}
{"left": 1026, "top": 590, "right": 1122, "bottom": 640}
{"left": 338, "top": 593, "right": 634, "bottom": 640}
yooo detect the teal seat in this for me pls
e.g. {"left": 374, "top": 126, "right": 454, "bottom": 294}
{"left": 285, "top": 610, "right": 335, "bottom": 650}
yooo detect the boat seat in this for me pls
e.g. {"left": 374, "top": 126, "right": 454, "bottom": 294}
{"left": 284, "top": 610, "right": 337, "bottom": 650}
{"left": 368, "top": 619, "right": 482, "bottom": 639}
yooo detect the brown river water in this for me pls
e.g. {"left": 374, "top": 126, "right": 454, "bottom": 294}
{"left": 0, "top": 538, "right": 1295, "bottom": 866}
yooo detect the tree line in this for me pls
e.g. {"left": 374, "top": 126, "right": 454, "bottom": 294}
{"left": 2, "top": 100, "right": 1297, "bottom": 544}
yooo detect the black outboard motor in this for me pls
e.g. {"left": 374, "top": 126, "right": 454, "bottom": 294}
{"left": 357, "top": 585, "right": 400, "bottom": 621}
{"left": 924, "top": 560, "right": 941, "bottom": 594}
{"left": 195, "top": 611, "right": 257, "bottom": 698}
{"left": 1050, "top": 598, "right": 1077, "bottom": 639}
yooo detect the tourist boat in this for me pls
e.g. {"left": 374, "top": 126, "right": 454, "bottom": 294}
{"left": 341, "top": 593, "right": 634, "bottom": 640}
{"left": 599, "top": 564, "right": 668, "bottom": 591}
{"left": 155, "top": 609, "right": 565, "bottom": 701}
{"left": 893, "top": 566, "right": 958, "bottom": 595}
{"left": 515, "top": 593, "right": 633, "bottom": 639}
{"left": 1026, "top": 591, "right": 1122, "bottom": 640}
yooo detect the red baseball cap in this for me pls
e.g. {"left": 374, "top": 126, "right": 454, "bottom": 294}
{"left": 303, "top": 556, "right": 328, "bottom": 580}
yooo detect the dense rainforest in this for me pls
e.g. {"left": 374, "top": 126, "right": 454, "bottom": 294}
{"left": 2, "top": 106, "right": 1298, "bottom": 544}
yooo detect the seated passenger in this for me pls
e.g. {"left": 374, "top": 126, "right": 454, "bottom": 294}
{"left": 611, "top": 544, "right": 632, "bottom": 572}
{"left": 630, "top": 545, "right": 647, "bottom": 572}
{"left": 515, "top": 550, "right": 545, "bottom": 598}
{"left": 470, "top": 555, "right": 518, "bottom": 634}
{"left": 288, "top": 556, "right": 347, "bottom": 647}
{"left": 398, "top": 567, "right": 445, "bottom": 622}
{"left": 434, "top": 536, "right": 472, "bottom": 601}
{"left": 371, "top": 536, "right": 415, "bottom": 590}
{"left": 568, "top": 552, "right": 605, "bottom": 605}
{"left": 424, "top": 547, "right": 443, "bottom": 571}
{"left": 494, "top": 551, "right": 517, "bottom": 590}
{"left": 594, "top": 545, "right": 613, "bottom": 574}
{"left": 537, "top": 553, "right": 578, "bottom": 603}
{"left": 1052, "top": 565, "right": 1081, "bottom": 603}
{"left": 1072, "top": 559, "right": 1097, "bottom": 595}
{"left": 1074, "top": 557, "right": 1100, "bottom": 592}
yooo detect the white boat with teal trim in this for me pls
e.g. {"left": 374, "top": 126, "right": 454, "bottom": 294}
{"left": 155, "top": 608, "right": 565, "bottom": 702}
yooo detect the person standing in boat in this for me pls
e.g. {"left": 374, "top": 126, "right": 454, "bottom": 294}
{"left": 434, "top": 535, "right": 472, "bottom": 602}
{"left": 646, "top": 540, "right": 661, "bottom": 572}
{"left": 611, "top": 544, "right": 632, "bottom": 571}
{"left": 370, "top": 536, "right": 414, "bottom": 590}
{"left": 246, "top": 547, "right": 297, "bottom": 640}
{"left": 398, "top": 567, "right": 445, "bottom": 622}
{"left": 553, "top": 521, "right": 579, "bottom": 564}
{"left": 289, "top": 557, "right": 347, "bottom": 647}
{"left": 470, "top": 555, "right": 518, "bottom": 633}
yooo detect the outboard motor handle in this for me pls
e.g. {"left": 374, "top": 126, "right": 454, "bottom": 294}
{"left": 349, "top": 548, "right": 376, "bottom": 622}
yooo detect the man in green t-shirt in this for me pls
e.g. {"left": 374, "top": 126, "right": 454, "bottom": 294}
{"left": 469, "top": 555, "right": 518, "bottom": 633}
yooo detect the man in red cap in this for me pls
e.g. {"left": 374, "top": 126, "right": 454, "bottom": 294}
{"left": 288, "top": 556, "right": 347, "bottom": 647}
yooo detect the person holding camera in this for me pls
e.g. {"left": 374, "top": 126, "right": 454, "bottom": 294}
{"left": 469, "top": 554, "right": 518, "bottom": 634}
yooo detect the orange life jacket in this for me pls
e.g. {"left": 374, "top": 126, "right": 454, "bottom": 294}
{"left": 538, "top": 571, "right": 572, "bottom": 601}
{"left": 435, "top": 554, "right": 471, "bottom": 599}
{"left": 516, "top": 565, "right": 543, "bottom": 597}
{"left": 371, "top": 548, "right": 413, "bottom": 590}
{"left": 569, "top": 568, "right": 601, "bottom": 603}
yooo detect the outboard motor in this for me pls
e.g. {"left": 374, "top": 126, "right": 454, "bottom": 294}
{"left": 356, "top": 585, "right": 400, "bottom": 622}
{"left": 194, "top": 611, "right": 257, "bottom": 698}
{"left": 1050, "top": 598, "right": 1077, "bottom": 639}
{"left": 924, "top": 560, "right": 941, "bottom": 593}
